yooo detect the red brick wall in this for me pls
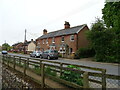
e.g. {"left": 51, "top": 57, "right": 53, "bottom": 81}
{"left": 36, "top": 26, "right": 89, "bottom": 54}
{"left": 37, "top": 34, "right": 77, "bottom": 53}
{"left": 77, "top": 26, "right": 89, "bottom": 49}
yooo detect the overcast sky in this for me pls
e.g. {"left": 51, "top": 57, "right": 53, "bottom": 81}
{"left": 0, "top": 0, "right": 105, "bottom": 46}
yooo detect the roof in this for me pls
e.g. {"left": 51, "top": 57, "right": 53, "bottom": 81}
{"left": 12, "top": 42, "right": 23, "bottom": 46}
{"left": 24, "top": 41, "right": 36, "bottom": 46}
{"left": 24, "top": 41, "right": 31, "bottom": 45}
{"left": 38, "top": 24, "right": 87, "bottom": 39}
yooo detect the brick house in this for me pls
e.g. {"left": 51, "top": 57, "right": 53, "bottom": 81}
{"left": 12, "top": 42, "right": 24, "bottom": 52}
{"left": 36, "top": 21, "right": 89, "bottom": 57}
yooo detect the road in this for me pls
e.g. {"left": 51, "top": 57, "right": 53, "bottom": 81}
{"left": 3, "top": 53, "right": 120, "bottom": 76}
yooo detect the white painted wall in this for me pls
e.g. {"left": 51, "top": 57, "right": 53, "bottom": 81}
{"left": 28, "top": 42, "right": 36, "bottom": 51}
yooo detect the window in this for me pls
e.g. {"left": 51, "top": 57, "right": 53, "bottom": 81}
{"left": 43, "top": 39, "right": 45, "bottom": 44}
{"left": 59, "top": 47, "right": 66, "bottom": 53}
{"left": 61, "top": 36, "right": 64, "bottom": 42}
{"left": 70, "top": 35, "right": 74, "bottom": 41}
{"left": 52, "top": 37, "right": 55, "bottom": 43}
{"left": 46, "top": 38, "right": 48, "bottom": 44}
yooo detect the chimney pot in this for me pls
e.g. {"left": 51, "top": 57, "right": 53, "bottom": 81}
{"left": 64, "top": 21, "right": 70, "bottom": 29}
{"left": 43, "top": 29, "right": 47, "bottom": 35}
{"left": 31, "top": 39, "right": 33, "bottom": 41}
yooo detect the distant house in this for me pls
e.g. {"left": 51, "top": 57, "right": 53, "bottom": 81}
{"left": 12, "top": 42, "right": 24, "bottom": 52}
{"left": 24, "top": 39, "right": 36, "bottom": 53}
{"left": 27, "top": 39, "right": 36, "bottom": 52}
{"left": 0, "top": 46, "right": 2, "bottom": 51}
{"left": 36, "top": 21, "right": 89, "bottom": 57}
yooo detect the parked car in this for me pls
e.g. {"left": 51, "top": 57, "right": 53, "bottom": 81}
{"left": 40, "top": 50, "right": 58, "bottom": 59}
{"left": 2, "top": 50, "right": 8, "bottom": 54}
{"left": 30, "top": 51, "right": 42, "bottom": 58}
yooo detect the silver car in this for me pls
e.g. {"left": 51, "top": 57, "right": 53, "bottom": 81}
{"left": 41, "top": 50, "right": 58, "bottom": 59}
{"left": 2, "top": 50, "right": 8, "bottom": 54}
{"left": 30, "top": 51, "right": 42, "bottom": 58}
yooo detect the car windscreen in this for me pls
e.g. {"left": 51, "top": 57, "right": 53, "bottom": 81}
{"left": 50, "top": 50, "right": 58, "bottom": 53}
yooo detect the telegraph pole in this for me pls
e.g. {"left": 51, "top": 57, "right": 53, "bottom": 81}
{"left": 24, "top": 29, "right": 27, "bottom": 54}
{"left": 24, "top": 29, "right": 27, "bottom": 42}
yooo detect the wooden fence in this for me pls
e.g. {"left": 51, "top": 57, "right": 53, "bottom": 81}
{"left": 2, "top": 54, "right": 120, "bottom": 89}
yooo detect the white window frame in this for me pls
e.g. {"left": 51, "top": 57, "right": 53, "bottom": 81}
{"left": 59, "top": 47, "right": 66, "bottom": 53}
{"left": 61, "top": 36, "right": 64, "bottom": 42}
{"left": 46, "top": 38, "right": 48, "bottom": 44}
{"left": 43, "top": 39, "right": 45, "bottom": 44}
{"left": 52, "top": 37, "right": 55, "bottom": 43}
{"left": 70, "top": 35, "right": 74, "bottom": 41}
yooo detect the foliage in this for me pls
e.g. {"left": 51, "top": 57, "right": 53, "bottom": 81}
{"left": 102, "top": 1, "right": 120, "bottom": 29}
{"left": 58, "top": 54, "right": 62, "bottom": 58}
{"left": 87, "top": 18, "right": 119, "bottom": 63}
{"left": 45, "top": 66, "right": 57, "bottom": 76}
{"left": 2, "top": 43, "right": 11, "bottom": 51}
{"left": 102, "top": 1, "right": 120, "bottom": 63}
{"left": 60, "top": 65, "right": 83, "bottom": 86}
{"left": 75, "top": 47, "right": 95, "bottom": 59}
{"left": 34, "top": 65, "right": 41, "bottom": 75}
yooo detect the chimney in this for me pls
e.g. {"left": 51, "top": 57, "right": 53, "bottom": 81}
{"left": 31, "top": 39, "right": 33, "bottom": 42}
{"left": 64, "top": 21, "right": 70, "bottom": 29}
{"left": 43, "top": 29, "right": 47, "bottom": 35}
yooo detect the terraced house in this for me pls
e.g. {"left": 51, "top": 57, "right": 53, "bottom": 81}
{"left": 36, "top": 21, "right": 89, "bottom": 57}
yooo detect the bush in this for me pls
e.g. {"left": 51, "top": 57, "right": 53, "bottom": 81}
{"left": 58, "top": 54, "right": 62, "bottom": 58}
{"left": 75, "top": 47, "right": 95, "bottom": 59}
{"left": 45, "top": 66, "right": 57, "bottom": 76}
{"left": 60, "top": 65, "right": 83, "bottom": 86}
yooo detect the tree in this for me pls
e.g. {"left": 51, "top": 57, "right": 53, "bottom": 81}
{"left": 2, "top": 43, "right": 11, "bottom": 51}
{"left": 87, "top": 18, "right": 118, "bottom": 62}
{"left": 102, "top": 1, "right": 120, "bottom": 62}
{"left": 102, "top": 1, "right": 120, "bottom": 29}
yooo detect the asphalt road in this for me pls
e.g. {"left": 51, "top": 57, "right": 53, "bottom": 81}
{"left": 2, "top": 53, "right": 120, "bottom": 76}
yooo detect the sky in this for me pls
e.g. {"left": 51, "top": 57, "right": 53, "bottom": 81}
{"left": 0, "top": 0, "right": 105, "bottom": 46}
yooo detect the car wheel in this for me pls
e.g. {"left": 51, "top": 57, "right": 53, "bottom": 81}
{"left": 55, "top": 57, "right": 58, "bottom": 59}
{"left": 47, "top": 56, "right": 51, "bottom": 60}
{"left": 40, "top": 55, "right": 42, "bottom": 59}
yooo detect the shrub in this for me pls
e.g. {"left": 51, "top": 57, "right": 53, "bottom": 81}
{"left": 58, "top": 54, "right": 62, "bottom": 58}
{"left": 75, "top": 47, "right": 95, "bottom": 59}
{"left": 60, "top": 65, "right": 83, "bottom": 86}
{"left": 45, "top": 66, "right": 57, "bottom": 76}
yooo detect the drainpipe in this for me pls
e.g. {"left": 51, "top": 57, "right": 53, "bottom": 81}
{"left": 76, "top": 34, "right": 78, "bottom": 51}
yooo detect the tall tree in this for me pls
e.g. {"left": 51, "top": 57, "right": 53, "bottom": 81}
{"left": 102, "top": 1, "right": 120, "bottom": 29}
{"left": 102, "top": 1, "right": 120, "bottom": 62}
{"left": 2, "top": 43, "right": 11, "bottom": 51}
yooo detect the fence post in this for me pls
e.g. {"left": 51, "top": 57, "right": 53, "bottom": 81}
{"left": 19, "top": 57, "right": 21, "bottom": 65}
{"left": 40, "top": 60, "right": 42, "bottom": 74}
{"left": 83, "top": 71, "right": 89, "bottom": 88}
{"left": 2, "top": 55, "right": 4, "bottom": 64}
{"left": 24, "top": 60, "right": 27, "bottom": 76}
{"left": 13, "top": 56, "right": 16, "bottom": 70}
{"left": 60, "top": 63, "right": 63, "bottom": 77}
{"left": 27, "top": 58, "right": 29, "bottom": 68}
{"left": 102, "top": 69, "right": 106, "bottom": 90}
{"left": 41, "top": 64, "right": 45, "bottom": 88}
{"left": 7, "top": 55, "right": 9, "bottom": 66}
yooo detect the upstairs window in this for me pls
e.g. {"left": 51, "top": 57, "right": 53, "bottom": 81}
{"left": 43, "top": 39, "right": 45, "bottom": 44}
{"left": 46, "top": 38, "right": 48, "bottom": 44}
{"left": 70, "top": 35, "right": 74, "bottom": 41}
{"left": 52, "top": 37, "right": 55, "bottom": 43}
{"left": 61, "top": 36, "right": 64, "bottom": 42}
